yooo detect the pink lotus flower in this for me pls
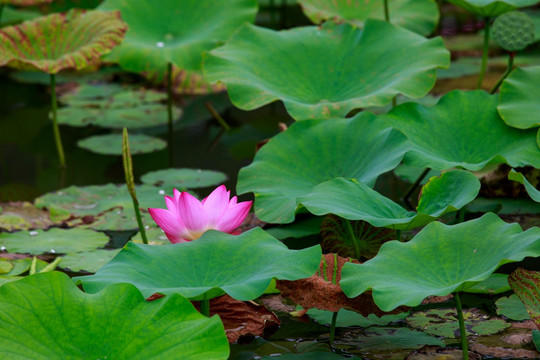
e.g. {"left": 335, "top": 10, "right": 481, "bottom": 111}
{"left": 148, "top": 185, "right": 252, "bottom": 244}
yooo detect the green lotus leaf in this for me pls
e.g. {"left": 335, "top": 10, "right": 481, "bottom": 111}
{"left": 393, "top": 164, "right": 440, "bottom": 185}
{"left": 0, "top": 228, "right": 109, "bottom": 255}
{"left": 98, "top": 0, "right": 257, "bottom": 81}
{"left": 0, "top": 6, "right": 40, "bottom": 26}
{"left": 406, "top": 308, "right": 510, "bottom": 338}
{"left": 447, "top": 0, "right": 538, "bottom": 17}
{"left": 35, "top": 183, "right": 172, "bottom": 220}
{"left": 141, "top": 168, "right": 227, "bottom": 189}
{"left": 75, "top": 210, "right": 156, "bottom": 232}
{"left": 78, "top": 133, "right": 167, "bottom": 155}
{"left": 306, "top": 308, "right": 408, "bottom": 327}
{"left": 0, "top": 9, "right": 127, "bottom": 73}
{"left": 204, "top": 20, "right": 449, "bottom": 120}
{"left": 345, "top": 327, "right": 445, "bottom": 350}
{"left": 463, "top": 273, "right": 511, "bottom": 294}
{"left": 60, "top": 83, "right": 165, "bottom": 106}
{"left": 237, "top": 112, "right": 410, "bottom": 223}
{"left": 261, "top": 353, "right": 362, "bottom": 360}
{"left": 498, "top": 66, "right": 540, "bottom": 129}
{"left": 60, "top": 249, "right": 121, "bottom": 273}
{"left": 0, "top": 0, "right": 51, "bottom": 5}
{"left": 0, "top": 271, "right": 229, "bottom": 360}
{"left": 384, "top": 90, "right": 540, "bottom": 171}
{"left": 297, "top": 0, "right": 439, "bottom": 36}
{"left": 508, "top": 169, "right": 540, "bottom": 202}
{"left": 341, "top": 213, "right": 540, "bottom": 311}
{"left": 77, "top": 228, "right": 322, "bottom": 301}
{"left": 298, "top": 170, "right": 480, "bottom": 230}
{"left": 496, "top": 294, "right": 530, "bottom": 320}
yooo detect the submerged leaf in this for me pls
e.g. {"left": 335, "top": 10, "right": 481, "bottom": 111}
{"left": 205, "top": 20, "right": 449, "bottom": 120}
{"left": 0, "top": 9, "right": 127, "bottom": 73}
{"left": 0, "top": 271, "right": 229, "bottom": 359}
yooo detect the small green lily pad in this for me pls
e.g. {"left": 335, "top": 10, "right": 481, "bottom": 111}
{"left": 406, "top": 308, "right": 510, "bottom": 338}
{"left": 77, "top": 133, "right": 167, "bottom": 155}
{"left": 496, "top": 294, "right": 530, "bottom": 320}
{"left": 141, "top": 168, "right": 227, "bottom": 189}
{"left": 349, "top": 327, "right": 445, "bottom": 350}
{"left": 307, "top": 308, "right": 408, "bottom": 328}
{"left": 77, "top": 228, "right": 322, "bottom": 301}
{"left": 60, "top": 249, "right": 121, "bottom": 273}
{"left": 0, "top": 228, "right": 109, "bottom": 255}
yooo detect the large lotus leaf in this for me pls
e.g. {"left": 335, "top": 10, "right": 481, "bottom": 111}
{"left": 498, "top": 66, "right": 540, "bottom": 129}
{"left": 77, "top": 228, "right": 322, "bottom": 301}
{"left": 141, "top": 168, "right": 227, "bottom": 189}
{"left": 78, "top": 133, "right": 167, "bottom": 155}
{"left": 447, "top": 0, "right": 538, "bottom": 17}
{"left": 299, "top": 170, "right": 480, "bottom": 230}
{"left": 340, "top": 213, "right": 540, "bottom": 311}
{"left": 98, "top": 0, "right": 257, "bottom": 81}
{"left": 508, "top": 169, "right": 540, "bottom": 202}
{"left": 34, "top": 183, "right": 170, "bottom": 220}
{"left": 384, "top": 90, "right": 540, "bottom": 171}
{"left": 0, "top": 228, "right": 109, "bottom": 254}
{"left": 60, "top": 249, "right": 121, "bottom": 273}
{"left": 237, "top": 112, "right": 410, "bottom": 223}
{"left": 204, "top": 21, "right": 449, "bottom": 120}
{"left": 297, "top": 0, "right": 439, "bottom": 36}
{"left": 0, "top": 271, "right": 229, "bottom": 360}
{"left": 0, "top": 9, "right": 127, "bottom": 73}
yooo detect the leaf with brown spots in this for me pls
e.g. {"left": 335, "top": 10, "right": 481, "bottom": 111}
{"left": 509, "top": 268, "right": 540, "bottom": 328}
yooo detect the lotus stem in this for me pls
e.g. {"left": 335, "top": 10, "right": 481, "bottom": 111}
{"left": 458, "top": 208, "right": 466, "bottom": 223}
{"left": 122, "top": 128, "right": 148, "bottom": 244}
{"left": 205, "top": 101, "right": 230, "bottom": 131}
{"left": 383, "top": 0, "right": 390, "bottom": 22}
{"left": 0, "top": 4, "right": 4, "bottom": 24}
{"left": 200, "top": 298, "right": 210, "bottom": 317}
{"left": 344, "top": 219, "right": 361, "bottom": 259}
{"left": 403, "top": 168, "right": 430, "bottom": 210}
{"left": 329, "top": 311, "right": 338, "bottom": 346}
{"left": 454, "top": 292, "right": 469, "bottom": 360}
{"left": 167, "top": 62, "right": 174, "bottom": 167}
{"left": 490, "top": 52, "right": 515, "bottom": 94}
{"left": 392, "top": 96, "right": 397, "bottom": 108}
{"left": 50, "top": 74, "right": 66, "bottom": 168}
{"left": 477, "top": 17, "right": 491, "bottom": 89}
{"left": 396, "top": 229, "right": 402, "bottom": 242}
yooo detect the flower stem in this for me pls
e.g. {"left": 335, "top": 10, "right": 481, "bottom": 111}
{"left": 403, "top": 168, "right": 430, "bottom": 210}
{"left": 490, "top": 52, "right": 515, "bottom": 94}
{"left": 477, "top": 17, "right": 491, "bottom": 89}
{"left": 395, "top": 229, "right": 402, "bottom": 242}
{"left": 200, "top": 298, "right": 210, "bottom": 317}
{"left": 167, "top": 62, "right": 174, "bottom": 167}
{"left": 50, "top": 74, "right": 66, "bottom": 168}
{"left": 455, "top": 292, "right": 469, "bottom": 360}
{"left": 383, "top": 0, "right": 390, "bottom": 22}
{"left": 205, "top": 101, "right": 230, "bottom": 131}
{"left": 329, "top": 311, "right": 338, "bottom": 346}
{"left": 344, "top": 219, "right": 361, "bottom": 259}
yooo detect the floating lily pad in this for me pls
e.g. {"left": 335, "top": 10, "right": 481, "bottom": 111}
{"left": 237, "top": 112, "right": 410, "bottom": 223}
{"left": 348, "top": 327, "right": 445, "bottom": 350}
{"left": 205, "top": 20, "right": 449, "bottom": 120}
{"left": 0, "top": 202, "right": 55, "bottom": 231}
{"left": 297, "top": 0, "right": 439, "bottom": 36}
{"left": 508, "top": 169, "right": 540, "bottom": 202}
{"left": 306, "top": 308, "right": 408, "bottom": 328}
{"left": 496, "top": 294, "right": 530, "bottom": 320}
{"left": 141, "top": 168, "right": 227, "bottom": 189}
{"left": 384, "top": 90, "right": 540, "bottom": 171}
{"left": 98, "top": 0, "right": 257, "bottom": 82}
{"left": 0, "top": 228, "right": 109, "bottom": 255}
{"left": 72, "top": 208, "right": 156, "bottom": 232}
{"left": 341, "top": 213, "right": 540, "bottom": 311}
{"left": 60, "top": 249, "right": 121, "bottom": 273}
{"left": 509, "top": 268, "right": 540, "bottom": 325}
{"left": 464, "top": 273, "right": 511, "bottom": 294}
{"left": 298, "top": 170, "right": 480, "bottom": 230}
{"left": 77, "top": 228, "right": 322, "bottom": 301}
{"left": 406, "top": 308, "right": 510, "bottom": 338}
{"left": 261, "top": 353, "right": 362, "bottom": 360}
{"left": 0, "top": 9, "right": 127, "bottom": 73}
{"left": 78, "top": 133, "right": 167, "bottom": 155}
{"left": 0, "top": 271, "right": 229, "bottom": 359}
{"left": 447, "top": 0, "right": 538, "bottom": 17}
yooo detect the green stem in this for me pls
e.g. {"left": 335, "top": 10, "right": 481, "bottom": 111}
{"left": 395, "top": 229, "right": 402, "bottom": 242}
{"left": 205, "top": 102, "right": 230, "bottom": 131}
{"left": 329, "top": 311, "right": 338, "bottom": 346}
{"left": 132, "top": 198, "right": 148, "bottom": 244}
{"left": 344, "top": 219, "right": 361, "bottom": 259}
{"left": 0, "top": 4, "right": 4, "bottom": 24}
{"left": 167, "top": 62, "right": 174, "bottom": 167}
{"left": 403, "top": 168, "right": 430, "bottom": 210}
{"left": 454, "top": 292, "right": 469, "bottom": 360}
{"left": 490, "top": 52, "right": 515, "bottom": 94}
{"left": 200, "top": 299, "right": 210, "bottom": 317}
{"left": 458, "top": 208, "right": 466, "bottom": 224}
{"left": 383, "top": 0, "right": 390, "bottom": 22}
{"left": 477, "top": 17, "right": 491, "bottom": 89}
{"left": 50, "top": 74, "right": 66, "bottom": 168}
